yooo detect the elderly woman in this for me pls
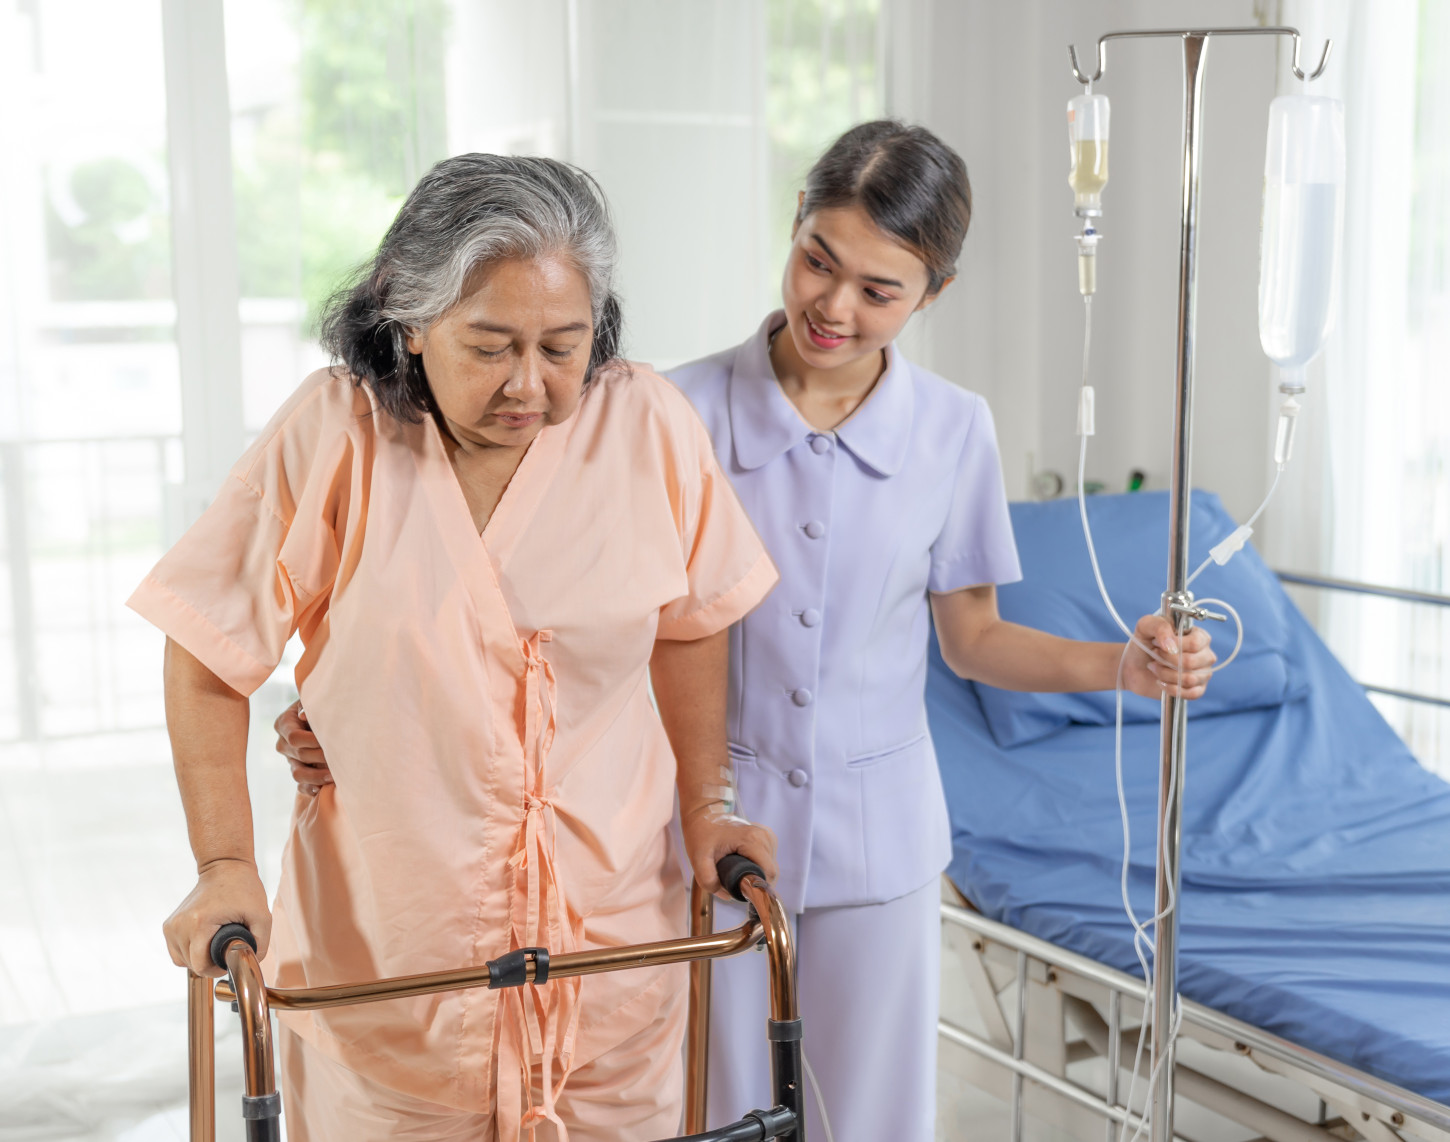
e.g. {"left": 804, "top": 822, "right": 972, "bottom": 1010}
{"left": 129, "top": 155, "right": 778, "bottom": 1140}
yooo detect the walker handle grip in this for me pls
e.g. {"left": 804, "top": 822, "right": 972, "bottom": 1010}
{"left": 210, "top": 923, "right": 259, "bottom": 971}
{"left": 716, "top": 854, "right": 767, "bottom": 903}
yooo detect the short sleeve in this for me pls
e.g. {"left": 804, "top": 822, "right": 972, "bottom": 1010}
{"left": 655, "top": 393, "right": 778, "bottom": 641}
{"left": 126, "top": 375, "right": 352, "bottom": 695}
{"left": 928, "top": 396, "right": 1023, "bottom": 594}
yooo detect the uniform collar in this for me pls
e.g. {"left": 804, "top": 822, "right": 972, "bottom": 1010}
{"left": 727, "top": 311, "right": 914, "bottom": 476}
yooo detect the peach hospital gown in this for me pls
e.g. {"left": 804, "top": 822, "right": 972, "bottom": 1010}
{"left": 128, "top": 364, "right": 776, "bottom": 1133}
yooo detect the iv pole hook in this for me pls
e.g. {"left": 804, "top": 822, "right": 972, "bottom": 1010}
{"left": 1290, "top": 35, "right": 1333, "bottom": 81}
{"left": 1068, "top": 29, "right": 1333, "bottom": 87}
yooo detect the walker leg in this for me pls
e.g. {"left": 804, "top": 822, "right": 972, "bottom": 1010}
{"left": 188, "top": 972, "right": 215, "bottom": 1142}
{"left": 224, "top": 942, "right": 282, "bottom": 1142}
{"left": 685, "top": 880, "right": 715, "bottom": 1133}
{"left": 742, "top": 879, "right": 803, "bottom": 1141}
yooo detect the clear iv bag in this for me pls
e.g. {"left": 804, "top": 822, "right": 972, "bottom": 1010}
{"left": 1068, "top": 93, "right": 1110, "bottom": 216}
{"left": 1258, "top": 94, "right": 1345, "bottom": 392}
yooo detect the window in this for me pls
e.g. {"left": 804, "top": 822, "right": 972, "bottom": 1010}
{"left": 1277, "top": 0, "right": 1450, "bottom": 777}
{"left": 0, "top": 2, "right": 889, "bottom": 1134}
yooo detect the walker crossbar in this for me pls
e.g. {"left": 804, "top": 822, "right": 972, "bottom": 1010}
{"left": 189, "top": 857, "right": 803, "bottom": 1141}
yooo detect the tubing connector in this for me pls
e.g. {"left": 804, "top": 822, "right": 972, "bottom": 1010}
{"left": 1209, "top": 525, "right": 1254, "bottom": 567}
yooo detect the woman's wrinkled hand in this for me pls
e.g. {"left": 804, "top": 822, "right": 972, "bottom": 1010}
{"left": 1123, "top": 613, "right": 1217, "bottom": 701}
{"left": 162, "top": 858, "right": 271, "bottom": 978}
{"left": 680, "top": 804, "right": 779, "bottom": 901}
{"left": 275, "top": 701, "right": 332, "bottom": 796}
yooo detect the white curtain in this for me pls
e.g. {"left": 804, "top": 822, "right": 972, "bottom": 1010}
{"left": 1270, "top": 0, "right": 1450, "bottom": 776}
{"left": 0, "top": 2, "right": 886, "bottom": 1137}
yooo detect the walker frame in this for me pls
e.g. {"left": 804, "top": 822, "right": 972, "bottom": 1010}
{"left": 187, "top": 855, "right": 802, "bottom": 1141}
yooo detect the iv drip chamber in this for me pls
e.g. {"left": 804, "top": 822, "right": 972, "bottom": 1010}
{"left": 1068, "top": 93, "right": 1110, "bottom": 216}
{"left": 1259, "top": 94, "right": 1345, "bottom": 393}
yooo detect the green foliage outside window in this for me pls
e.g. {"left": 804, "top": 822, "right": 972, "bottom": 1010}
{"left": 46, "top": 157, "right": 172, "bottom": 302}
{"left": 765, "top": 0, "right": 883, "bottom": 280}
{"left": 233, "top": 0, "right": 450, "bottom": 326}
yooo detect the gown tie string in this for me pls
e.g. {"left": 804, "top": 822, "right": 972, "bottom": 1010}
{"left": 499, "top": 630, "right": 584, "bottom": 1140}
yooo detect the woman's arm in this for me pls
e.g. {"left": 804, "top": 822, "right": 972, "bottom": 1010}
{"left": 931, "top": 585, "right": 1216, "bottom": 700}
{"left": 651, "top": 628, "right": 778, "bottom": 898}
{"left": 161, "top": 638, "right": 272, "bottom": 977}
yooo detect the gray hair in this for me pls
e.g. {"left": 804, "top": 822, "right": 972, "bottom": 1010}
{"left": 320, "top": 153, "right": 625, "bottom": 422}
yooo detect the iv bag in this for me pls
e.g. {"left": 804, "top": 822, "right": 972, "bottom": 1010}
{"left": 1068, "top": 93, "right": 1110, "bottom": 216}
{"left": 1258, "top": 94, "right": 1345, "bottom": 392}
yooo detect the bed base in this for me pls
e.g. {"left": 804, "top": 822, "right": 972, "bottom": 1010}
{"left": 939, "top": 899, "right": 1450, "bottom": 1142}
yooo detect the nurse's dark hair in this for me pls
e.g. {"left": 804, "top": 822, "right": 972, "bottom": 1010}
{"left": 798, "top": 120, "right": 971, "bottom": 295}
{"left": 319, "top": 153, "right": 624, "bottom": 423}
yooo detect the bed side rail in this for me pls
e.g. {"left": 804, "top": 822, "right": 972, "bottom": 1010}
{"left": 1276, "top": 570, "right": 1450, "bottom": 711}
{"left": 939, "top": 902, "right": 1450, "bottom": 1141}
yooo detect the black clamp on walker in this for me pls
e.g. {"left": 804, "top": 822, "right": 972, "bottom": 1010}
{"left": 188, "top": 854, "right": 803, "bottom": 1141}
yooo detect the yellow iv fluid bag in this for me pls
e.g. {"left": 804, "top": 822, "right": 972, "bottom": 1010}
{"left": 1068, "top": 93, "right": 1110, "bottom": 216}
{"left": 1259, "top": 95, "right": 1345, "bottom": 392}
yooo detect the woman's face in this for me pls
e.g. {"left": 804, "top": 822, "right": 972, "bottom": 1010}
{"left": 779, "top": 202, "right": 943, "bottom": 373}
{"left": 406, "top": 253, "right": 594, "bottom": 450}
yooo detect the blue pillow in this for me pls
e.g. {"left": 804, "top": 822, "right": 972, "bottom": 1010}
{"left": 970, "top": 491, "right": 1307, "bottom": 748}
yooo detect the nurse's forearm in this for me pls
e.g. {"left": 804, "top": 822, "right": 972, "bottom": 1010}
{"left": 650, "top": 629, "right": 731, "bottom": 821}
{"left": 940, "top": 618, "right": 1123, "bottom": 692}
{"left": 163, "top": 638, "right": 257, "bottom": 871}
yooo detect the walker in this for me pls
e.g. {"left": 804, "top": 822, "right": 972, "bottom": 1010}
{"left": 187, "top": 854, "right": 803, "bottom": 1141}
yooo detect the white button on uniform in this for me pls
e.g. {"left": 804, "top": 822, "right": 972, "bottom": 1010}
{"left": 810, "top": 435, "right": 832, "bottom": 454}
{"left": 792, "top": 688, "right": 813, "bottom": 707}
{"left": 804, "top": 520, "right": 826, "bottom": 539}
{"left": 800, "top": 608, "right": 822, "bottom": 627}
{"left": 788, "top": 768, "right": 809, "bottom": 787}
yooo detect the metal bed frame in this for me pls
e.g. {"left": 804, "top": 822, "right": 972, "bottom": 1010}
{"left": 938, "top": 571, "right": 1450, "bottom": 1142}
{"left": 188, "top": 855, "right": 803, "bottom": 1142}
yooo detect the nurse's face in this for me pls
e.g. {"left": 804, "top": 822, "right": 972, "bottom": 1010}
{"left": 779, "top": 203, "right": 943, "bottom": 374}
{"left": 406, "top": 252, "right": 594, "bottom": 450}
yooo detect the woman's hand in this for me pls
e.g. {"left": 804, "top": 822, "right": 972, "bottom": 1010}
{"left": 275, "top": 701, "right": 332, "bottom": 796}
{"left": 162, "top": 858, "right": 272, "bottom": 978}
{"left": 1123, "top": 614, "right": 1216, "bottom": 700}
{"left": 680, "top": 804, "right": 779, "bottom": 901}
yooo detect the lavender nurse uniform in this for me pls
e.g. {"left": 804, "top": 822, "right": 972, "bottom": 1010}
{"left": 669, "top": 311, "right": 1021, "bottom": 1142}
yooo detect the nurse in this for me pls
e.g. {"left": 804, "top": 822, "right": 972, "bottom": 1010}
{"left": 133, "top": 155, "right": 778, "bottom": 1141}
{"left": 668, "top": 120, "right": 1214, "bottom": 1139}
{"left": 276, "top": 123, "right": 1215, "bottom": 1140}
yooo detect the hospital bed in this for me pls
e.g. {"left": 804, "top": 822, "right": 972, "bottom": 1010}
{"left": 189, "top": 855, "right": 800, "bottom": 1141}
{"left": 927, "top": 490, "right": 1450, "bottom": 1142}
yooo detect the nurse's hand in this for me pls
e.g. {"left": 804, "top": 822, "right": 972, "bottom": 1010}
{"left": 681, "top": 808, "right": 779, "bottom": 901}
{"left": 163, "top": 858, "right": 272, "bottom": 978}
{"left": 1123, "top": 614, "right": 1216, "bottom": 700}
{"left": 275, "top": 701, "right": 332, "bottom": 796}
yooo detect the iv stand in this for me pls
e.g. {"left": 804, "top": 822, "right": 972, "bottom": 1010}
{"left": 1067, "top": 27, "right": 1332, "bottom": 1142}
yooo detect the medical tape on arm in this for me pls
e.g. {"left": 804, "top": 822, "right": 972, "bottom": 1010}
{"left": 700, "top": 764, "right": 747, "bottom": 823}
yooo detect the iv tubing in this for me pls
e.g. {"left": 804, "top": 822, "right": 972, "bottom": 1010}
{"left": 803, "top": 1049, "right": 836, "bottom": 1142}
{"left": 1075, "top": 297, "right": 1163, "bottom": 665}
{"left": 1186, "top": 467, "right": 1282, "bottom": 588}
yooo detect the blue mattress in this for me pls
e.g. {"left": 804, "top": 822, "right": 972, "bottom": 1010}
{"left": 927, "top": 490, "right": 1450, "bottom": 1104}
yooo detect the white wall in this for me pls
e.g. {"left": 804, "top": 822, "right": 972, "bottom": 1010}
{"left": 911, "top": 0, "right": 1280, "bottom": 531}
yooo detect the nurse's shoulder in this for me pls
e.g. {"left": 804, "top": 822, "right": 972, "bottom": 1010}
{"left": 663, "top": 344, "right": 740, "bottom": 439}
{"left": 897, "top": 353, "right": 996, "bottom": 459}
